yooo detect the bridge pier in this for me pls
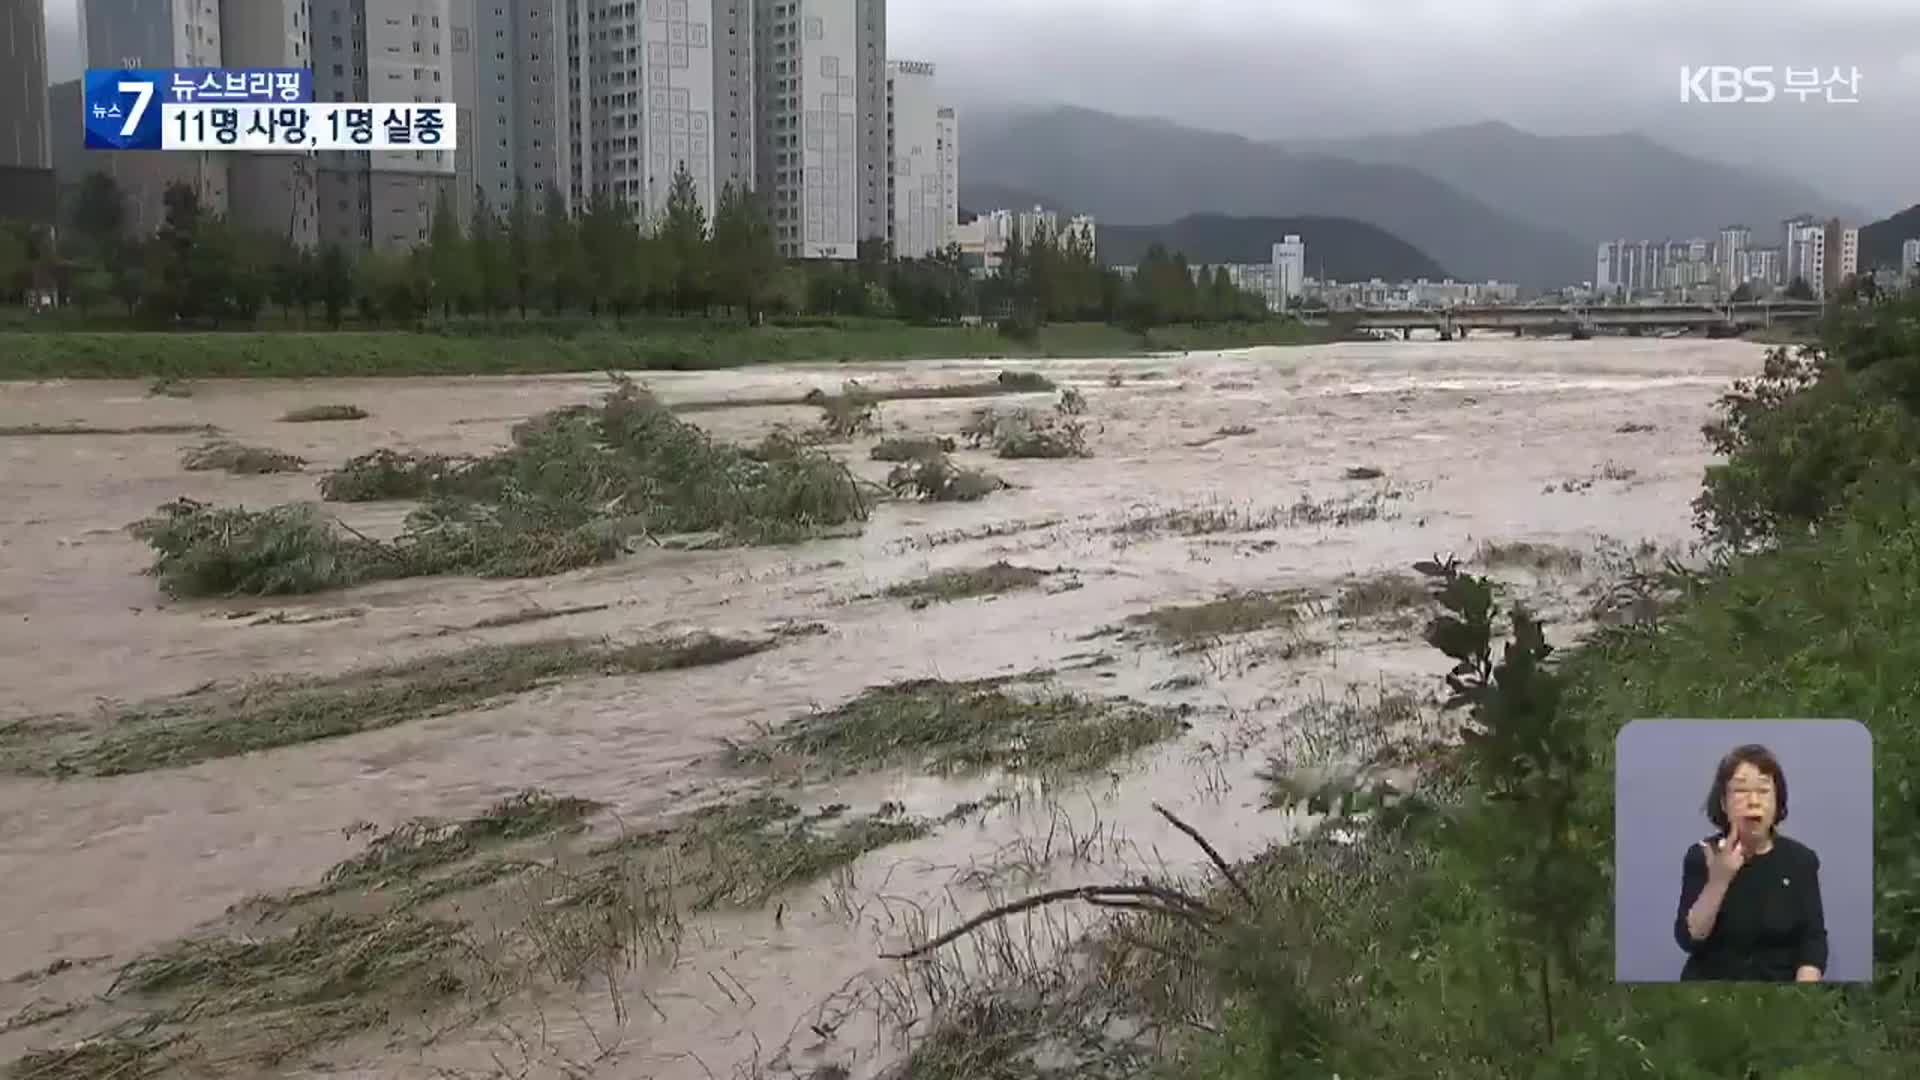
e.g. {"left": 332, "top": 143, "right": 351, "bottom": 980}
{"left": 1514, "top": 328, "right": 1523, "bottom": 338}
{"left": 1401, "top": 327, "right": 1412, "bottom": 341}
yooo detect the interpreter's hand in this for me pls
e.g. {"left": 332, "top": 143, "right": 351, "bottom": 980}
{"left": 1701, "top": 835, "right": 1746, "bottom": 884}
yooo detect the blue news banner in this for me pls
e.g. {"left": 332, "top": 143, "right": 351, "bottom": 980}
{"left": 84, "top": 68, "right": 456, "bottom": 153}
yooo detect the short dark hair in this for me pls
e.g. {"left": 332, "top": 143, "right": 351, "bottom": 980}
{"left": 1704, "top": 743, "right": 1788, "bottom": 832}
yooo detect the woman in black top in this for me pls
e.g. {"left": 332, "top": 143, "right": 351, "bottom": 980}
{"left": 1674, "top": 743, "right": 1827, "bottom": 981}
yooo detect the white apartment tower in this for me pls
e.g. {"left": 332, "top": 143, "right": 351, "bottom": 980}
{"left": 1903, "top": 239, "right": 1920, "bottom": 282}
{"left": 754, "top": 0, "right": 885, "bottom": 260}
{"left": 311, "top": 0, "right": 457, "bottom": 250}
{"left": 1717, "top": 225, "right": 1750, "bottom": 291}
{"left": 884, "top": 59, "right": 956, "bottom": 259}
{"left": 1272, "top": 234, "right": 1305, "bottom": 308}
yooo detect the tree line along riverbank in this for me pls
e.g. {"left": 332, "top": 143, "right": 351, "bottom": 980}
{"left": 0, "top": 320, "right": 1348, "bottom": 380}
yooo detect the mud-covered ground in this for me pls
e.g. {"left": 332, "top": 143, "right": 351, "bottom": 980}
{"left": 0, "top": 338, "right": 1762, "bottom": 1079}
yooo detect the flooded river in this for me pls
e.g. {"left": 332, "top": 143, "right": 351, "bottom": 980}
{"left": 0, "top": 338, "right": 1764, "bottom": 1077}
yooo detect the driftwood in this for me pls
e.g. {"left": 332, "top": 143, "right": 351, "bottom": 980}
{"left": 880, "top": 802, "right": 1247, "bottom": 962}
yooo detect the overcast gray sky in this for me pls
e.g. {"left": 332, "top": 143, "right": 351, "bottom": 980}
{"left": 42, "top": 0, "right": 1920, "bottom": 216}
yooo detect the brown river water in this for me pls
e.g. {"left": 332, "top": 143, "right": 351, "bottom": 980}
{"left": 0, "top": 338, "right": 1764, "bottom": 1077}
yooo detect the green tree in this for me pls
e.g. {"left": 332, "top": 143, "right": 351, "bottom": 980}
{"left": 68, "top": 171, "right": 128, "bottom": 257}
{"left": 540, "top": 186, "right": 582, "bottom": 315}
{"left": 1730, "top": 281, "right": 1756, "bottom": 303}
{"left": 268, "top": 239, "right": 312, "bottom": 323}
{"left": 577, "top": 190, "right": 633, "bottom": 318}
{"left": 0, "top": 225, "right": 27, "bottom": 303}
{"left": 506, "top": 186, "right": 536, "bottom": 317}
{"left": 658, "top": 164, "right": 711, "bottom": 314}
{"left": 1785, "top": 275, "right": 1816, "bottom": 301}
{"left": 710, "top": 182, "right": 778, "bottom": 322}
{"left": 469, "top": 199, "right": 509, "bottom": 318}
{"left": 317, "top": 244, "right": 353, "bottom": 328}
{"left": 426, "top": 189, "right": 474, "bottom": 319}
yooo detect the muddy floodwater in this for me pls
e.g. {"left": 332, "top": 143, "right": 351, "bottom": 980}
{"left": 0, "top": 338, "right": 1763, "bottom": 1078}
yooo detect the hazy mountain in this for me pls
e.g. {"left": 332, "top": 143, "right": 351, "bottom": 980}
{"left": 961, "top": 106, "right": 1590, "bottom": 288}
{"left": 1097, "top": 214, "right": 1447, "bottom": 281}
{"left": 1861, "top": 205, "right": 1920, "bottom": 272}
{"left": 1295, "top": 121, "right": 1868, "bottom": 248}
{"left": 956, "top": 183, "right": 1061, "bottom": 219}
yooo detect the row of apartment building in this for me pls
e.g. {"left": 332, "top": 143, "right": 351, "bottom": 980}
{"left": 2, "top": 0, "right": 961, "bottom": 262}
{"left": 1595, "top": 218, "right": 1860, "bottom": 300}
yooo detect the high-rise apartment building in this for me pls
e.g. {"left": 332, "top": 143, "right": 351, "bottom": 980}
{"left": 83, "top": 0, "right": 229, "bottom": 232}
{"left": 1783, "top": 216, "right": 1817, "bottom": 288}
{"left": 853, "top": 0, "right": 884, "bottom": 244}
{"left": 1822, "top": 218, "right": 1858, "bottom": 294}
{"left": 1903, "top": 238, "right": 1920, "bottom": 282}
{"left": 755, "top": 0, "right": 884, "bottom": 260}
{"left": 1, "top": 0, "right": 52, "bottom": 175}
{"left": 1745, "top": 247, "right": 1780, "bottom": 288}
{"left": 883, "top": 60, "right": 956, "bottom": 259}
{"left": 575, "top": 0, "right": 754, "bottom": 224}
{"left": 223, "top": 1, "right": 319, "bottom": 248}
{"left": 1272, "top": 234, "right": 1305, "bottom": 308}
{"left": 1717, "top": 225, "right": 1749, "bottom": 291}
{"left": 311, "top": 0, "right": 456, "bottom": 251}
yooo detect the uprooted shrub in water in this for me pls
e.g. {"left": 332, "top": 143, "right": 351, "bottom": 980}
{"left": 181, "top": 439, "right": 306, "bottom": 474}
{"left": 319, "top": 448, "right": 484, "bottom": 501}
{"left": 806, "top": 380, "right": 881, "bottom": 440}
{"left": 871, "top": 434, "right": 957, "bottom": 462}
{"left": 887, "top": 454, "right": 1006, "bottom": 502}
{"left": 965, "top": 405, "right": 1091, "bottom": 459}
{"left": 135, "top": 378, "right": 869, "bottom": 597}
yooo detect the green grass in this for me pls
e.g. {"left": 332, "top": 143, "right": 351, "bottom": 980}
{"left": 0, "top": 631, "right": 802, "bottom": 777}
{"left": 728, "top": 675, "right": 1189, "bottom": 778}
{"left": 0, "top": 321, "right": 1346, "bottom": 380}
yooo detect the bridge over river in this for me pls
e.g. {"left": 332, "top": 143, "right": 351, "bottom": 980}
{"left": 1305, "top": 301, "right": 1824, "bottom": 339}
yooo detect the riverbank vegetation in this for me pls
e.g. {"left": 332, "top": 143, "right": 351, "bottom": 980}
{"left": 883, "top": 294, "right": 1920, "bottom": 1077}
{"left": 0, "top": 171, "right": 1344, "bottom": 379}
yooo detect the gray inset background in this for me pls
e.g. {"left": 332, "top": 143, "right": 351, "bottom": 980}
{"left": 1614, "top": 718, "right": 1874, "bottom": 982}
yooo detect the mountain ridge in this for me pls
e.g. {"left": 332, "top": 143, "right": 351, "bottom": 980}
{"left": 961, "top": 105, "right": 1590, "bottom": 288}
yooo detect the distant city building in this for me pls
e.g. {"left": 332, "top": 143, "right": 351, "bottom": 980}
{"left": 883, "top": 60, "right": 956, "bottom": 259}
{"left": 1717, "top": 225, "right": 1750, "bottom": 291}
{"left": 953, "top": 207, "right": 1009, "bottom": 274}
{"left": 1903, "top": 238, "right": 1920, "bottom": 282}
{"left": 1744, "top": 247, "right": 1780, "bottom": 288}
{"left": 1822, "top": 218, "right": 1859, "bottom": 294}
{"left": 1271, "top": 234, "right": 1305, "bottom": 308}
{"left": 1783, "top": 216, "right": 1819, "bottom": 289}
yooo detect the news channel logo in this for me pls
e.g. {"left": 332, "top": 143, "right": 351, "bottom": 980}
{"left": 1679, "top": 66, "right": 1862, "bottom": 105}
{"left": 83, "top": 69, "right": 167, "bottom": 150}
{"left": 84, "top": 67, "right": 313, "bottom": 150}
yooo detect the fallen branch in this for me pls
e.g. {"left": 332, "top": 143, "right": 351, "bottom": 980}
{"left": 880, "top": 883, "right": 1217, "bottom": 961}
{"left": 1152, "top": 802, "right": 1256, "bottom": 907}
